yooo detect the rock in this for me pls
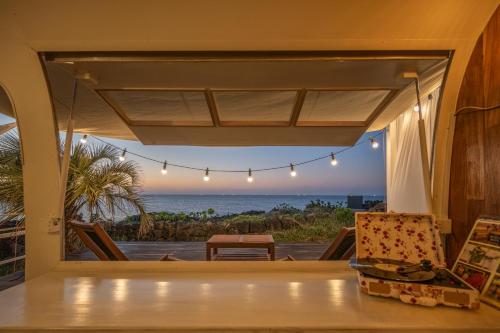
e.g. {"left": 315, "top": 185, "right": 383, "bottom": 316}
{"left": 305, "top": 213, "right": 316, "bottom": 224}
{"left": 176, "top": 223, "right": 194, "bottom": 241}
{"left": 153, "top": 230, "right": 163, "bottom": 239}
{"left": 281, "top": 216, "right": 299, "bottom": 229}
{"left": 249, "top": 221, "right": 266, "bottom": 233}
{"left": 369, "top": 202, "right": 386, "bottom": 212}
{"left": 267, "top": 217, "right": 282, "bottom": 231}
{"left": 233, "top": 221, "right": 249, "bottom": 234}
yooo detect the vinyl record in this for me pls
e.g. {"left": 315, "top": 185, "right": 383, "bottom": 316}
{"left": 350, "top": 258, "right": 436, "bottom": 282}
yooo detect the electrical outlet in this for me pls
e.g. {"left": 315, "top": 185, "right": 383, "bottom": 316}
{"left": 48, "top": 217, "right": 61, "bottom": 233}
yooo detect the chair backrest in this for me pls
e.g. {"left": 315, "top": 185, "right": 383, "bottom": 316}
{"left": 319, "top": 227, "right": 355, "bottom": 260}
{"left": 70, "top": 220, "right": 128, "bottom": 261}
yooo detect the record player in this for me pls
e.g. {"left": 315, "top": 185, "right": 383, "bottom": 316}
{"left": 351, "top": 213, "right": 480, "bottom": 309}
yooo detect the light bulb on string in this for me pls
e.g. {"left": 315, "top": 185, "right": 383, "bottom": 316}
{"left": 161, "top": 161, "right": 167, "bottom": 175}
{"left": 247, "top": 169, "right": 253, "bottom": 183}
{"left": 330, "top": 153, "right": 338, "bottom": 166}
{"left": 290, "top": 163, "right": 297, "bottom": 177}
{"left": 119, "top": 148, "right": 127, "bottom": 161}
{"left": 89, "top": 129, "right": 385, "bottom": 181}
{"left": 203, "top": 168, "right": 210, "bottom": 182}
{"left": 413, "top": 104, "right": 420, "bottom": 112}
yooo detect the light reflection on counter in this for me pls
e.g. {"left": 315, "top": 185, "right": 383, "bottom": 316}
{"left": 288, "top": 281, "right": 302, "bottom": 303}
{"left": 244, "top": 283, "right": 256, "bottom": 303}
{"left": 113, "top": 279, "right": 129, "bottom": 302}
{"left": 156, "top": 281, "right": 170, "bottom": 298}
{"left": 200, "top": 283, "right": 212, "bottom": 298}
{"left": 327, "top": 279, "right": 346, "bottom": 306}
{"left": 72, "top": 277, "right": 95, "bottom": 324}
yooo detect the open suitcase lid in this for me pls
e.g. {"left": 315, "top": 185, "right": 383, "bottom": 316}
{"left": 355, "top": 212, "right": 445, "bottom": 267}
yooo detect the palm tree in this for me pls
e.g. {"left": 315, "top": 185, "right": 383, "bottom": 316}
{"left": 0, "top": 133, "right": 152, "bottom": 247}
{"left": 0, "top": 133, "right": 24, "bottom": 224}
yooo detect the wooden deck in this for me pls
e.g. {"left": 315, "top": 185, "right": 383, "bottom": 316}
{"left": 0, "top": 271, "right": 24, "bottom": 291}
{"left": 67, "top": 241, "right": 330, "bottom": 261}
{"left": 1, "top": 242, "right": 328, "bottom": 291}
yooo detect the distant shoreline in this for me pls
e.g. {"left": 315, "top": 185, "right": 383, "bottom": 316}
{"left": 141, "top": 193, "right": 386, "bottom": 197}
{"left": 137, "top": 194, "right": 385, "bottom": 218}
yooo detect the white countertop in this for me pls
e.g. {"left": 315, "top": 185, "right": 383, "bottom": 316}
{"left": 0, "top": 261, "right": 498, "bottom": 332}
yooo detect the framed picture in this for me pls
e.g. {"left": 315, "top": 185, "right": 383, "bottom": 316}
{"left": 458, "top": 243, "right": 500, "bottom": 271}
{"left": 470, "top": 220, "right": 500, "bottom": 247}
{"left": 482, "top": 275, "right": 500, "bottom": 308}
{"left": 454, "top": 263, "right": 491, "bottom": 292}
{"left": 453, "top": 217, "right": 500, "bottom": 309}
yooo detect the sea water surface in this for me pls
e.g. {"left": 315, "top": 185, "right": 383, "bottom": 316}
{"left": 141, "top": 194, "right": 385, "bottom": 216}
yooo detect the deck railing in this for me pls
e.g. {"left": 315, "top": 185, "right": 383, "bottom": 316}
{"left": 0, "top": 225, "right": 25, "bottom": 275}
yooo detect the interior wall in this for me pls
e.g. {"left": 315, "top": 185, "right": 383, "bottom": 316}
{"left": 0, "top": 16, "right": 62, "bottom": 279}
{"left": 0, "top": 0, "right": 498, "bottom": 276}
{"left": 448, "top": 6, "right": 500, "bottom": 265}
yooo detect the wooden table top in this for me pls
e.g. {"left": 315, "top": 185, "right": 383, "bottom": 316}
{"left": 207, "top": 234, "right": 274, "bottom": 245}
{"left": 1, "top": 262, "right": 499, "bottom": 332}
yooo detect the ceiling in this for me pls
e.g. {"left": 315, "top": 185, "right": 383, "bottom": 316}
{"left": 42, "top": 51, "right": 448, "bottom": 146}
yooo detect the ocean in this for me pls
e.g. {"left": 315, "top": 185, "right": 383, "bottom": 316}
{"left": 140, "top": 194, "right": 385, "bottom": 216}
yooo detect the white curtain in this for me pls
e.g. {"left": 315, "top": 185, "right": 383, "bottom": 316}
{"left": 386, "top": 89, "right": 439, "bottom": 213}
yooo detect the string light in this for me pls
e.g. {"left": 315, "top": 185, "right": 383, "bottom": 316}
{"left": 330, "top": 153, "right": 338, "bottom": 166}
{"left": 119, "top": 148, "right": 127, "bottom": 161}
{"left": 161, "top": 161, "right": 168, "bottom": 175}
{"left": 203, "top": 168, "right": 210, "bottom": 182}
{"left": 86, "top": 130, "right": 384, "bottom": 180}
{"left": 413, "top": 104, "right": 420, "bottom": 112}
{"left": 247, "top": 169, "right": 253, "bottom": 183}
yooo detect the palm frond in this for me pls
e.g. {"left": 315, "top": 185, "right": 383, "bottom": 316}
{"left": 0, "top": 135, "right": 153, "bottom": 243}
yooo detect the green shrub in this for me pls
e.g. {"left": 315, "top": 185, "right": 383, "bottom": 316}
{"left": 224, "top": 214, "right": 266, "bottom": 224}
{"left": 304, "top": 199, "right": 343, "bottom": 214}
{"left": 270, "top": 203, "right": 301, "bottom": 214}
{"left": 271, "top": 216, "right": 343, "bottom": 242}
{"left": 334, "top": 207, "right": 354, "bottom": 227}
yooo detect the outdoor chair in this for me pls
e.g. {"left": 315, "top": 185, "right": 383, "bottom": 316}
{"left": 318, "top": 227, "right": 356, "bottom": 260}
{"left": 287, "top": 227, "right": 355, "bottom": 261}
{"left": 69, "top": 220, "right": 181, "bottom": 261}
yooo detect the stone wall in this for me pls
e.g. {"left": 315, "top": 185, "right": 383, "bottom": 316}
{"left": 107, "top": 213, "right": 303, "bottom": 242}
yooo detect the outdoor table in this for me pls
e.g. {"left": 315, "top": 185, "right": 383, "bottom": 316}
{"left": 206, "top": 235, "right": 275, "bottom": 261}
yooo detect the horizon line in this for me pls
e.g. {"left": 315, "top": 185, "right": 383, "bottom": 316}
{"left": 141, "top": 193, "right": 386, "bottom": 196}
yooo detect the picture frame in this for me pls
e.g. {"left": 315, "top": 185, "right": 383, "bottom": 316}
{"left": 453, "top": 217, "right": 500, "bottom": 309}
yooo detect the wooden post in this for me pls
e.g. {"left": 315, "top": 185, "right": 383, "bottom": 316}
{"left": 415, "top": 80, "right": 433, "bottom": 212}
{"left": 58, "top": 80, "right": 77, "bottom": 258}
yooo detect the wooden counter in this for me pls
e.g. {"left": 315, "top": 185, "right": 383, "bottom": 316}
{"left": 0, "top": 261, "right": 498, "bottom": 332}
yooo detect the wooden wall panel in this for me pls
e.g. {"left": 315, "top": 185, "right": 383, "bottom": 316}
{"left": 447, "top": 6, "right": 500, "bottom": 264}
{"left": 483, "top": 9, "right": 500, "bottom": 107}
{"left": 484, "top": 110, "right": 500, "bottom": 213}
{"left": 464, "top": 113, "right": 484, "bottom": 200}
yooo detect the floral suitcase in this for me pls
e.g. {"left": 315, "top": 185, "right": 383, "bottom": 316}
{"left": 354, "top": 212, "right": 480, "bottom": 309}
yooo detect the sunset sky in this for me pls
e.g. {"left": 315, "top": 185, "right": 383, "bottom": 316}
{"left": 1, "top": 114, "right": 386, "bottom": 195}
{"left": 82, "top": 132, "right": 386, "bottom": 196}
